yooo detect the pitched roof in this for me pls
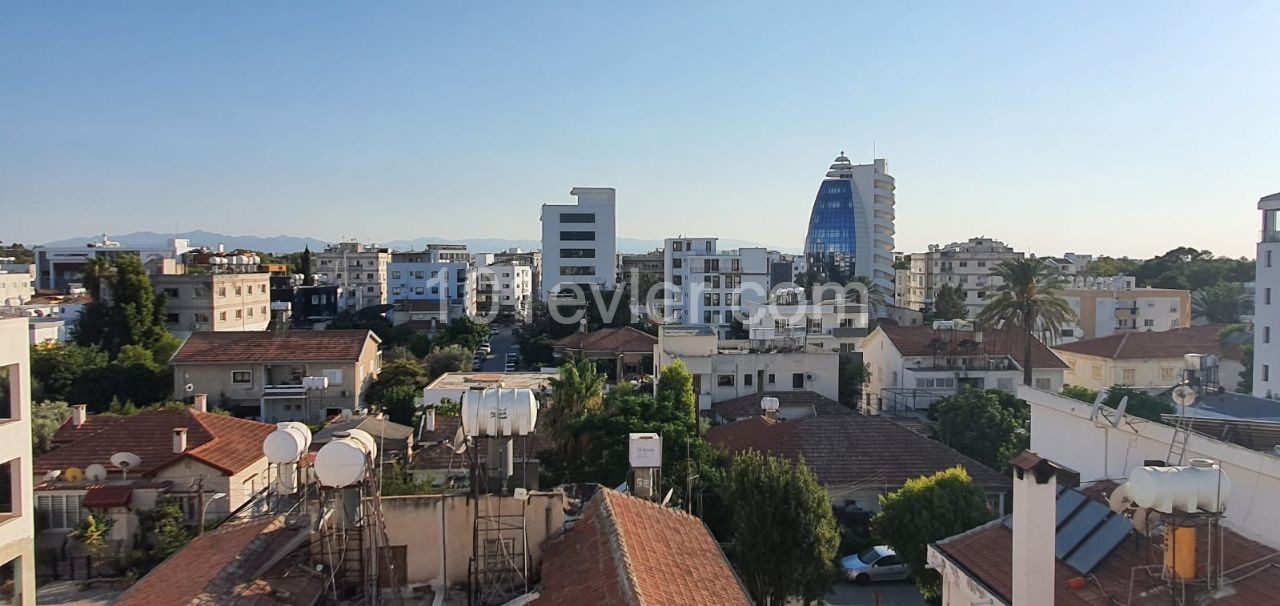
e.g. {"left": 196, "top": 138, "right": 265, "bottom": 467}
{"left": 171, "top": 330, "right": 377, "bottom": 364}
{"left": 36, "top": 409, "right": 275, "bottom": 477}
{"left": 710, "top": 390, "right": 854, "bottom": 421}
{"left": 706, "top": 414, "right": 1008, "bottom": 489}
{"left": 555, "top": 326, "right": 658, "bottom": 354}
{"left": 81, "top": 484, "right": 134, "bottom": 508}
{"left": 1052, "top": 324, "right": 1243, "bottom": 361}
{"left": 878, "top": 325, "right": 1068, "bottom": 369}
{"left": 933, "top": 483, "right": 1280, "bottom": 605}
{"left": 52, "top": 414, "right": 128, "bottom": 446}
{"left": 534, "top": 488, "right": 752, "bottom": 606}
{"left": 314, "top": 415, "right": 414, "bottom": 443}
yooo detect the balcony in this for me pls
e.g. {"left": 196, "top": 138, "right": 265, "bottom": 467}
{"left": 262, "top": 383, "right": 307, "bottom": 397}
{"left": 1264, "top": 230, "right": 1280, "bottom": 243}
{"left": 832, "top": 327, "right": 869, "bottom": 338}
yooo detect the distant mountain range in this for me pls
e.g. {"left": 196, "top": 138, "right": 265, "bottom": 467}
{"left": 41, "top": 231, "right": 800, "bottom": 255}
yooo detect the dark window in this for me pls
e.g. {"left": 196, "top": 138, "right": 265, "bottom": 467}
{"left": 768, "top": 373, "right": 776, "bottom": 384}
{"left": 561, "top": 248, "right": 596, "bottom": 259}
{"left": 0, "top": 365, "right": 12, "bottom": 420}
{"left": 672, "top": 275, "right": 683, "bottom": 286}
{"left": 560, "top": 266, "right": 596, "bottom": 276}
{"left": 163, "top": 288, "right": 180, "bottom": 298}
{"left": 717, "top": 375, "right": 734, "bottom": 387}
{"left": 743, "top": 374, "right": 753, "bottom": 386}
{"left": 704, "top": 259, "right": 720, "bottom": 272}
{"left": 166, "top": 313, "right": 180, "bottom": 324}
{"left": 672, "top": 258, "right": 682, "bottom": 268}
{"left": 792, "top": 373, "right": 804, "bottom": 388}
{"left": 560, "top": 212, "right": 596, "bottom": 223}
{"left": 232, "top": 370, "right": 252, "bottom": 384}
{"left": 876, "top": 555, "right": 898, "bottom": 567}
{"left": 560, "top": 231, "right": 595, "bottom": 241}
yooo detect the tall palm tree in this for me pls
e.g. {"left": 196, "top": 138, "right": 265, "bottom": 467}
{"left": 546, "top": 357, "right": 606, "bottom": 435}
{"left": 848, "top": 276, "right": 888, "bottom": 317}
{"left": 1192, "top": 282, "right": 1253, "bottom": 324}
{"left": 976, "top": 258, "right": 1077, "bottom": 386}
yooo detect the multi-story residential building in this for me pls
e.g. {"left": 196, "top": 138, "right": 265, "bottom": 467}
{"left": 662, "top": 237, "right": 782, "bottom": 338}
{"left": 739, "top": 294, "right": 870, "bottom": 353}
{"left": 34, "top": 235, "right": 192, "bottom": 292}
{"left": 1057, "top": 276, "right": 1190, "bottom": 342}
{"left": 620, "top": 249, "right": 664, "bottom": 285}
{"left": 1054, "top": 324, "right": 1246, "bottom": 392}
{"left": 474, "top": 255, "right": 533, "bottom": 322}
{"left": 153, "top": 272, "right": 272, "bottom": 338}
{"left": 388, "top": 248, "right": 476, "bottom": 320}
{"left": 0, "top": 269, "right": 33, "bottom": 306}
{"left": 899, "top": 237, "right": 1024, "bottom": 318}
{"left": 315, "top": 242, "right": 391, "bottom": 310}
{"left": 0, "top": 316, "right": 38, "bottom": 603}
{"left": 492, "top": 249, "right": 541, "bottom": 299}
{"left": 540, "top": 187, "right": 617, "bottom": 298}
{"left": 802, "top": 154, "right": 896, "bottom": 292}
{"left": 655, "top": 325, "right": 839, "bottom": 411}
{"left": 1256, "top": 192, "right": 1280, "bottom": 398}
{"left": 170, "top": 330, "right": 382, "bottom": 422}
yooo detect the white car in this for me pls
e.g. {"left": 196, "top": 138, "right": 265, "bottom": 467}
{"left": 841, "top": 546, "right": 909, "bottom": 584}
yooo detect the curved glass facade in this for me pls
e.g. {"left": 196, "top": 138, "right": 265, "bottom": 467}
{"left": 803, "top": 178, "right": 860, "bottom": 282}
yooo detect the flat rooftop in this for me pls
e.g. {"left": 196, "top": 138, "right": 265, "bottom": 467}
{"left": 425, "top": 371, "right": 557, "bottom": 391}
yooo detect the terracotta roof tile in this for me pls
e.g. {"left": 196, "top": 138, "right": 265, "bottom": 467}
{"left": 81, "top": 485, "right": 134, "bottom": 508}
{"left": 36, "top": 409, "right": 275, "bottom": 477}
{"left": 711, "top": 390, "right": 854, "bottom": 421}
{"left": 706, "top": 414, "right": 1008, "bottom": 489}
{"left": 879, "top": 325, "right": 1068, "bottom": 369}
{"left": 52, "top": 414, "right": 128, "bottom": 446}
{"left": 555, "top": 327, "right": 658, "bottom": 354}
{"left": 535, "top": 488, "right": 752, "bottom": 606}
{"left": 171, "top": 330, "right": 377, "bottom": 364}
{"left": 1053, "top": 324, "right": 1243, "bottom": 361}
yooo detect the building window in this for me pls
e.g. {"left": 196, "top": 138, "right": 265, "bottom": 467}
{"left": 1268, "top": 251, "right": 1273, "bottom": 268}
{"left": 234, "top": 286, "right": 242, "bottom": 296}
{"left": 559, "top": 266, "right": 596, "bottom": 276}
{"left": 219, "top": 311, "right": 227, "bottom": 321}
{"left": 791, "top": 373, "right": 804, "bottom": 388}
{"left": 1268, "top": 288, "right": 1273, "bottom": 305}
{"left": 1160, "top": 367, "right": 1176, "bottom": 381}
{"left": 1143, "top": 319, "right": 1154, "bottom": 327}
{"left": 1266, "top": 326, "right": 1272, "bottom": 344}
{"left": 673, "top": 241, "right": 683, "bottom": 252}
{"left": 36, "top": 494, "right": 84, "bottom": 530}
{"left": 704, "top": 259, "right": 720, "bottom": 272}
{"left": 163, "top": 287, "right": 180, "bottom": 298}
{"left": 703, "top": 311, "right": 713, "bottom": 323}
{"left": 1092, "top": 364, "right": 1102, "bottom": 380}
{"left": 560, "top": 231, "right": 595, "bottom": 241}
{"left": 731, "top": 259, "right": 741, "bottom": 272}
{"left": 672, "top": 275, "right": 682, "bottom": 286}
{"left": 366, "top": 286, "right": 375, "bottom": 293}
{"left": 743, "top": 374, "right": 753, "bottom": 386}
{"left": 672, "top": 258, "right": 682, "bottom": 269}
{"left": 218, "top": 287, "right": 227, "bottom": 298}
{"left": 1265, "top": 365, "right": 1271, "bottom": 382}
{"left": 1034, "top": 377, "right": 1052, "bottom": 390}
{"left": 717, "top": 375, "right": 735, "bottom": 387}
{"left": 560, "top": 212, "right": 595, "bottom": 223}
{"left": 166, "top": 313, "right": 180, "bottom": 324}
{"left": 235, "top": 309, "right": 243, "bottom": 319}
{"left": 768, "top": 373, "right": 776, "bottom": 384}
{"left": 1121, "top": 368, "right": 1136, "bottom": 384}
{"left": 560, "top": 249, "right": 596, "bottom": 259}
{"left": 247, "top": 307, "right": 254, "bottom": 317}
{"left": 232, "top": 370, "right": 252, "bottom": 384}
{"left": 323, "top": 369, "right": 344, "bottom": 386}
{"left": 391, "top": 271, "right": 401, "bottom": 279}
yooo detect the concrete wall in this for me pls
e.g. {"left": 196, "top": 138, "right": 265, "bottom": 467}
{"left": 0, "top": 318, "right": 37, "bottom": 604}
{"left": 374, "top": 492, "right": 565, "bottom": 590}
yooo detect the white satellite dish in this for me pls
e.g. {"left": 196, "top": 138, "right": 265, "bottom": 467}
{"left": 85, "top": 464, "right": 108, "bottom": 482}
{"left": 110, "top": 452, "right": 142, "bottom": 479}
{"left": 1172, "top": 385, "right": 1197, "bottom": 408}
{"left": 185, "top": 383, "right": 195, "bottom": 393}
{"left": 43, "top": 469, "right": 62, "bottom": 482}
{"left": 661, "top": 488, "right": 675, "bottom": 507}
{"left": 1089, "top": 390, "right": 1108, "bottom": 421}
{"left": 1111, "top": 396, "right": 1130, "bottom": 428}
{"left": 449, "top": 426, "right": 468, "bottom": 454}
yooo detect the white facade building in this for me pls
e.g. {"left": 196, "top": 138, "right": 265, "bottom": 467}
{"left": 0, "top": 317, "right": 39, "bottom": 603}
{"left": 388, "top": 248, "right": 476, "bottom": 320}
{"left": 1057, "top": 276, "right": 1191, "bottom": 343}
{"left": 739, "top": 296, "right": 870, "bottom": 353}
{"left": 0, "top": 271, "right": 33, "bottom": 307}
{"left": 315, "top": 242, "right": 391, "bottom": 310}
{"left": 1255, "top": 192, "right": 1280, "bottom": 398}
{"left": 899, "top": 238, "right": 1024, "bottom": 318}
{"left": 540, "top": 188, "right": 618, "bottom": 298}
{"left": 34, "top": 235, "right": 192, "bottom": 292}
{"left": 474, "top": 255, "right": 533, "bottom": 322}
{"left": 661, "top": 237, "right": 781, "bottom": 338}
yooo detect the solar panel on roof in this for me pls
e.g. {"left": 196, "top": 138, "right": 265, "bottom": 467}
{"left": 1055, "top": 489, "right": 1087, "bottom": 528}
{"left": 1064, "top": 514, "right": 1134, "bottom": 574}
{"left": 1055, "top": 501, "right": 1109, "bottom": 559}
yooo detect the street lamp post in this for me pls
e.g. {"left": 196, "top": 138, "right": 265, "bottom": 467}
{"left": 198, "top": 492, "right": 227, "bottom": 535}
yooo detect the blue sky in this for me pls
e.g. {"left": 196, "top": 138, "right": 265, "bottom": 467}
{"left": 2, "top": 2, "right": 1277, "bottom": 258}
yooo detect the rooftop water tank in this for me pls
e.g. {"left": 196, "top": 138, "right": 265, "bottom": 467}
{"left": 313, "top": 429, "right": 378, "bottom": 488}
{"left": 1129, "top": 459, "right": 1231, "bottom": 514}
{"left": 262, "top": 422, "right": 312, "bottom": 463}
{"left": 461, "top": 388, "right": 538, "bottom": 437}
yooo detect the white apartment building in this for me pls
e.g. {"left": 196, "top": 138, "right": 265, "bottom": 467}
{"left": 1255, "top": 192, "right": 1280, "bottom": 398}
{"left": 899, "top": 238, "right": 1024, "bottom": 318}
{"left": 0, "top": 271, "right": 33, "bottom": 306}
{"left": 0, "top": 317, "right": 38, "bottom": 603}
{"left": 662, "top": 237, "right": 780, "bottom": 338}
{"left": 34, "top": 235, "right": 192, "bottom": 292}
{"left": 474, "top": 255, "right": 533, "bottom": 322}
{"left": 654, "top": 325, "right": 839, "bottom": 412}
{"left": 388, "top": 248, "right": 476, "bottom": 320}
{"left": 739, "top": 295, "right": 870, "bottom": 353}
{"left": 152, "top": 272, "right": 273, "bottom": 338}
{"left": 540, "top": 188, "right": 618, "bottom": 298}
{"left": 315, "top": 242, "right": 391, "bottom": 310}
{"left": 1057, "top": 275, "right": 1191, "bottom": 343}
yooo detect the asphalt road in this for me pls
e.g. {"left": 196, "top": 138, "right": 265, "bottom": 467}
{"left": 825, "top": 580, "right": 926, "bottom": 606}
{"left": 479, "top": 326, "right": 518, "bottom": 372}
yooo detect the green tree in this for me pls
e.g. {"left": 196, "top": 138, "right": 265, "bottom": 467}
{"left": 406, "top": 332, "right": 433, "bottom": 359}
{"left": 74, "top": 254, "right": 172, "bottom": 357}
{"left": 873, "top": 467, "right": 994, "bottom": 599}
{"left": 976, "top": 258, "right": 1076, "bottom": 385}
{"left": 930, "top": 389, "right": 1027, "bottom": 470}
{"left": 380, "top": 461, "right": 435, "bottom": 496}
{"left": 299, "top": 246, "right": 314, "bottom": 286}
{"left": 68, "top": 345, "right": 172, "bottom": 411}
{"left": 849, "top": 276, "right": 888, "bottom": 317}
{"left": 381, "top": 384, "right": 421, "bottom": 426}
{"left": 30, "top": 343, "right": 109, "bottom": 402}
{"left": 1103, "top": 386, "right": 1174, "bottom": 422}
{"left": 70, "top": 515, "right": 114, "bottom": 559}
{"left": 929, "top": 284, "right": 967, "bottom": 321}
{"left": 367, "top": 357, "right": 429, "bottom": 407}
{"left": 137, "top": 497, "right": 191, "bottom": 564}
{"left": 424, "top": 345, "right": 472, "bottom": 381}
{"left": 1060, "top": 384, "right": 1099, "bottom": 403}
{"left": 722, "top": 451, "right": 840, "bottom": 605}
{"left": 1192, "top": 282, "right": 1253, "bottom": 324}
{"left": 838, "top": 355, "right": 870, "bottom": 409}
{"left": 544, "top": 358, "right": 607, "bottom": 442}
{"left": 654, "top": 360, "right": 696, "bottom": 422}
{"left": 434, "top": 317, "right": 490, "bottom": 351}
{"left": 32, "top": 401, "right": 72, "bottom": 454}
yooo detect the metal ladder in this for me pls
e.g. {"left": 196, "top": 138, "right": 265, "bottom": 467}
{"left": 1167, "top": 414, "right": 1194, "bottom": 466}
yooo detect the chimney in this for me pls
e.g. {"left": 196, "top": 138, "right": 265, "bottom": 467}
{"left": 1010, "top": 451, "right": 1079, "bottom": 606}
{"left": 193, "top": 393, "right": 208, "bottom": 413}
{"left": 71, "top": 404, "right": 87, "bottom": 428}
{"left": 173, "top": 428, "right": 188, "bottom": 454}
{"left": 425, "top": 408, "right": 437, "bottom": 433}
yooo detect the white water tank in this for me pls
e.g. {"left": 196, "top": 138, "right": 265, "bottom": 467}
{"left": 263, "top": 422, "right": 312, "bottom": 463}
{"left": 1129, "top": 459, "right": 1232, "bottom": 514}
{"left": 313, "top": 429, "right": 378, "bottom": 488}
{"left": 461, "top": 388, "right": 538, "bottom": 437}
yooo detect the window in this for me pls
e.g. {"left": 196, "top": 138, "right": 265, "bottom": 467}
{"left": 725, "top": 275, "right": 741, "bottom": 288}
{"left": 704, "top": 259, "right": 720, "bottom": 272}
{"left": 731, "top": 259, "right": 741, "bottom": 272}
{"left": 1266, "top": 326, "right": 1272, "bottom": 344}
{"left": 768, "top": 373, "right": 776, "bottom": 384}
{"left": 1265, "top": 365, "right": 1271, "bottom": 382}
{"left": 366, "top": 286, "right": 375, "bottom": 293}
{"left": 1269, "top": 250, "right": 1273, "bottom": 268}
{"left": 391, "top": 271, "right": 401, "bottom": 279}
{"left": 260, "top": 284, "right": 267, "bottom": 294}
{"left": 792, "top": 373, "right": 804, "bottom": 388}
{"left": 717, "top": 375, "right": 735, "bottom": 387}
{"left": 1267, "top": 288, "right": 1272, "bottom": 305}
{"left": 560, "top": 248, "right": 596, "bottom": 259}
{"left": 1092, "top": 364, "right": 1102, "bottom": 379}
{"left": 560, "top": 212, "right": 595, "bottom": 223}
{"left": 1144, "top": 319, "right": 1154, "bottom": 327}
{"left": 218, "top": 287, "right": 227, "bottom": 298}
{"left": 234, "top": 286, "right": 242, "bottom": 296}
{"left": 366, "top": 273, "right": 374, "bottom": 280}
{"left": 1034, "top": 377, "right": 1052, "bottom": 390}
{"left": 673, "top": 241, "right": 683, "bottom": 252}
{"left": 704, "top": 241, "right": 712, "bottom": 252}
{"left": 744, "top": 374, "right": 753, "bottom": 386}
{"left": 192, "top": 287, "right": 208, "bottom": 299}
{"left": 163, "top": 287, "right": 180, "bottom": 298}
{"left": 247, "top": 307, "right": 254, "bottom": 317}
{"left": 36, "top": 494, "right": 84, "bottom": 530}
{"left": 392, "top": 287, "right": 402, "bottom": 295}
{"left": 414, "top": 271, "right": 425, "bottom": 280}
{"left": 560, "top": 266, "right": 596, "bottom": 276}
{"left": 703, "top": 311, "right": 713, "bottom": 323}
{"left": 323, "top": 369, "right": 344, "bottom": 386}
{"left": 560, "top": 231, "right": 595, "bottom": 241}
{"left": 1160, "top": 367, "right": 1176, "bottom": 381}
{"left": 415, "top": 287, "right": 425, "bottom": 295}
{"left": 166, "top": 313, "right": 180, "bottom": 324}
{"left": 219, "top": 311, "right": 227, "bottom": 321}
{"left": 235, "top": 309, "right": 243, "bottom": 319}
{"left": 232, "top": 370, "right": 252, "bottom": 384}
{"left": 672, "top": 275, "right": 682, "bottom": 286}
{"left": 1121, "top": 368, "right": 1136, "bottom": 384}
{"left": 672, "top": 258, "right": 682, "bottom": 269}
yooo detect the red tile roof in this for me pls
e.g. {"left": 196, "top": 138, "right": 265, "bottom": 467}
{"left": 171, "top": 329, "right": 377, "bottom": 364}
{"left": 52, "top": 414, "right": 127, "bottom": 446}
{"left": 534, "top": 488, "right": 752, "bottom": 606}
{"left": 710, "top": 390, "right": 854, "bottom": 421}
{"left": 706, "top": 414, "right": 1008, "bottom": 489}
{"left": 1053, "top": 324, "right": 1243, "bottom": 361}
{"left": 37, "top": 409, "right": 275, "bottom": 477}
{"left": 81, "top": 484, "right": 134, "bottom": 508}
{"left": 878, "top": 325, "right": 1068, "bottom": 369}
{"left": 555, "top": 326, "right": 658, "bottom": 354}
{"left": 933, "top": 483, "right": 1280, "bottom": 605}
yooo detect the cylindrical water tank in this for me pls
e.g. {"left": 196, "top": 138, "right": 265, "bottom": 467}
{"left": 461, "top": 389, "right": 539, "bottom": 437}
{"left": 1129, "top": 459, "right": 1232, "bottom": 514}
{"left": 263, "top": 422, "right": 312, "bottom": 463}
{"left": 314, "top": 429, "right": 378, "bottom": 488}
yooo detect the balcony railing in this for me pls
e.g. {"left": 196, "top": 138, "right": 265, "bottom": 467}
{"left": 263, "top": 384, "right": 307, "bottom": 396}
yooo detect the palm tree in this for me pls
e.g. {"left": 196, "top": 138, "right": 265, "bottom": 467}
{"left": 545, "top": 357, "right": 606, "bottom": 438}
{"left": 976, "top": 258, "right": 1077, "bottom": 386}
{"left": 848, "top": 276, "right": 888, "bottom": 317}
{"left": 1193, "top": 283, "right": 1253, "bottom": 324}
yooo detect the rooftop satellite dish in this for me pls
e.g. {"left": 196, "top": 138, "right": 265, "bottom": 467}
{"left": 1089, "top": 390, "right": 1108, "bottom": 422}
{"left": 110, "top": 452, "right": 142, "bottom": 479}
{"left": 185, "top": 383, "right": 195, "bottom": 393}
{"left": 1111, "top": 396, "right": 1130, "bottom": 428}
{"left": 43, "top": 469, "right": 62, "bottom": 482}
{"left": 85, "top": 464, "right": 108, "bottom": 482}
{"left": 449, "top": 426, "right": 468, "bottom": 454}
{"left": 64, "top": 467, "right": 84, "bottom": 482}
{"left": 1172, "top": 385, "right": 1197, "bottom": 408}
{"left": 661, "top": 488, "right": 674, "bottom": 507}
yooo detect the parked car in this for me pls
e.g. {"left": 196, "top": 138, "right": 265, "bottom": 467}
{"left": 472, "top": 360, "right": 484, "bottom": 371}
{"left": 841, "top": 546, "right": 909, "bottom": 583}
{"left": 490, "top": 327, "right": 501, "bottom": 336}
{"left": 504, "top": 363, "right": 517, "bottom": 372}
{"left": 477, "top": 344, "right": 491, "bottom": 354}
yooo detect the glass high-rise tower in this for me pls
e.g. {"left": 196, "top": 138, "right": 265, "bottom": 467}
{"left": 802, "top": 153, "right": 896, "bottom": 291}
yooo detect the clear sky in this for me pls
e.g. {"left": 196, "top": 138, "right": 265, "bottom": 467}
{"left": 3, "top": 2, "right": 1277, "bottom": 258}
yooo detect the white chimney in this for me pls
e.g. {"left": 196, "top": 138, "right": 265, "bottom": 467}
{"left": 71, "top": 404, "right": 87, "bottom": 428}
{"left": 1011, "top": 451, "right": 1077, "bottom": 606}
{"left": 193, "top": 393, "right": 208, "bottom": 413}
{"left": 425, "top": 409, "right": 436, "bottom": 433}
{"left": 173, "top": 428, "right": 188, "bottom": 454}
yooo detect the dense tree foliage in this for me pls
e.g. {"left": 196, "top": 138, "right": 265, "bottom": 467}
{"left": 838, "top": 355, "right": 870, "bottom": 409}
{"left": 1089, "top": 247, "right": 1253, "bottom": 290}
{"left": 30, "top": 343, "right": 109, "bottom": 402}
{"left": 0, "top": 242, "right": 35, "bottom": 264}
{"left": 928, "top": 283, "right": 968, "bottom": 321}
{"left": 1102, "top": 386, "right": 1174, "bottom": 422}
{"left": 930, "top": 389, "right": 1028, "bottom": 471}
{"left": 873, "top": 467, "right": 994, "bottom": 599}
{"left": 1060, "top": 384, "right": 1099, "bottom": 403}
{"left": 31, "top": 401, "right": 71, "bottom": 454}
{"left": 367, "top": 357, "right": 429, "bottom": 406}
{"left": 722, "top": 451, "right": 840, "bottom": 605}
{"left": 74, "top": 255, "right": 176, "bottom": 358}
{"left": 424, "top": 345, "right": 472, "bottom": 381}
{"left": 977, "top": 258, "right": 1076, "bottom": 385}
{"left": 544, "top": 358, "right": 607, "bottom": 440}
{"left": 1193, "top": 282, "right": 1253, "bottom": 323}
{"left": 653, "top": 359, "right": 696, "bottom": 423}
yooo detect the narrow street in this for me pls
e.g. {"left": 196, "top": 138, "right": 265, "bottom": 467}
{"left": 479, "top": 325, "right": 517, "bottom": 372}
{"left": 825, "top": 581, "right": 926, "bottom": 606}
